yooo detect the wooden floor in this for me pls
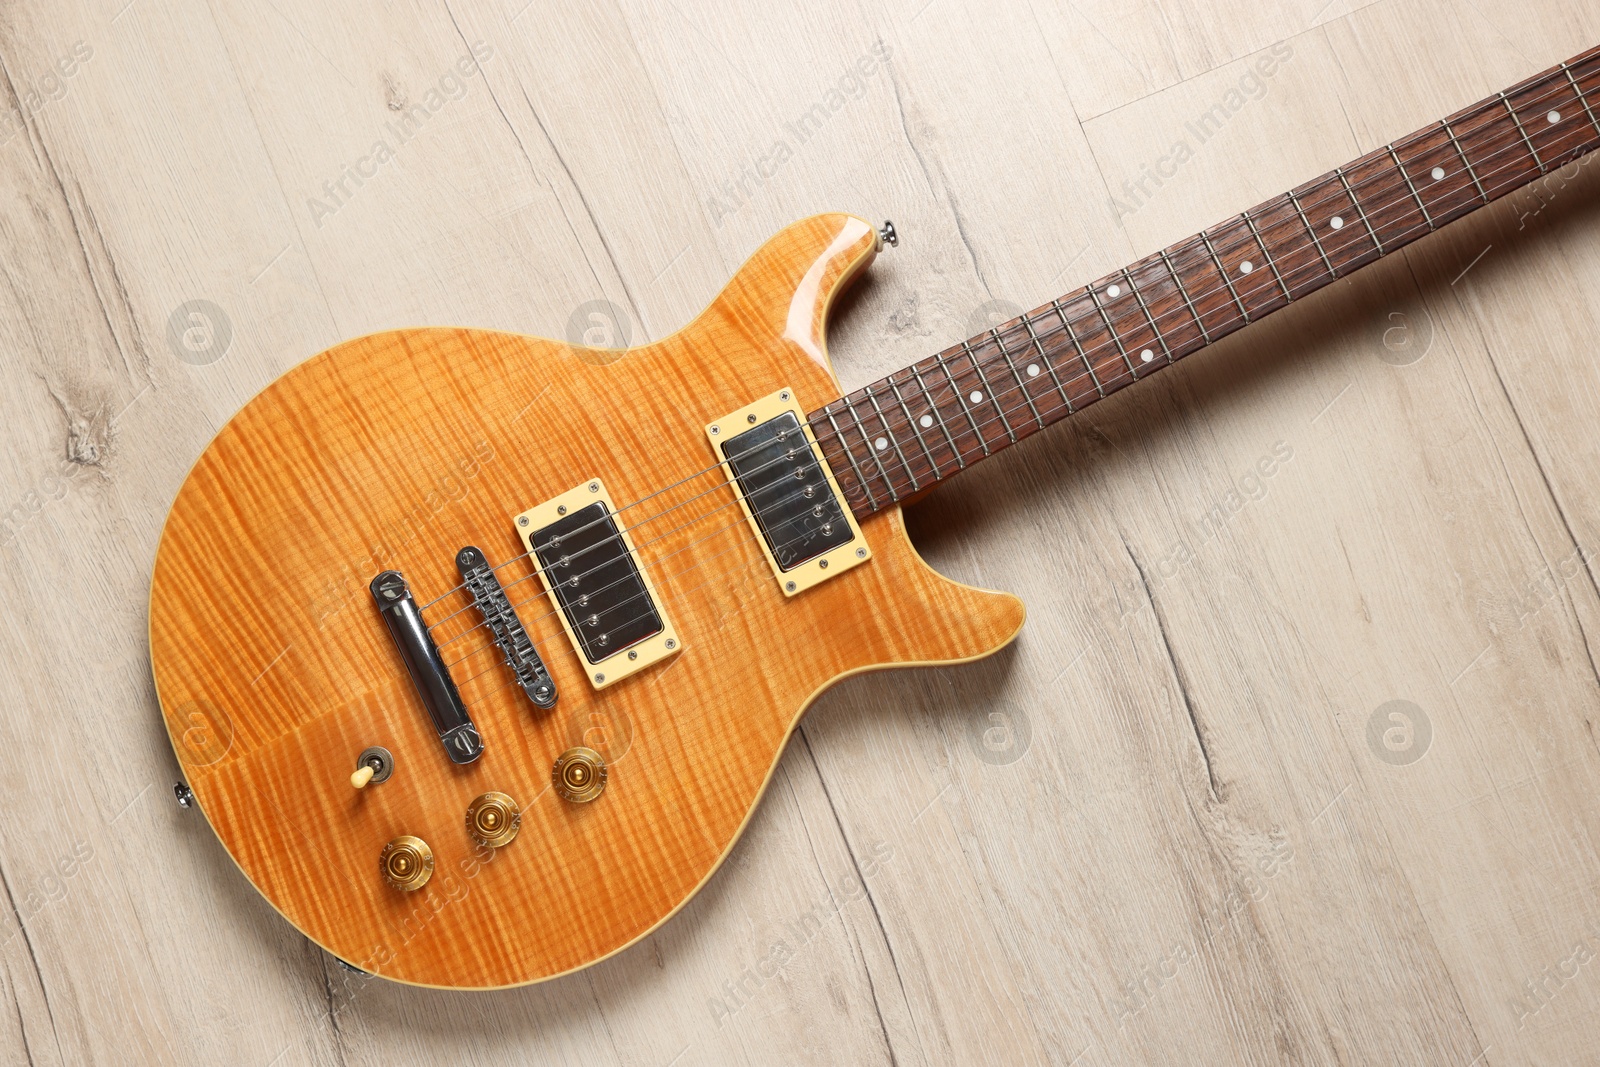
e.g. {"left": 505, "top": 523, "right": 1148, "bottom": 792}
{"left": 2, "top": 0, "right": 1598, "bottom": 1063}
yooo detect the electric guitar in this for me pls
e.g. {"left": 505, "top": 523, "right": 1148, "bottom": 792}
{"left": 151, "top": 46, "right": 1600, "bottom": 988}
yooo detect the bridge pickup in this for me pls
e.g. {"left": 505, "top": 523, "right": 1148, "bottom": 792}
{"left": 370, "top": 570, "right": 483, "bottom": 764}
{"left": 515, "top": 479, "right": 681, "bottom": 691}
{"left": 706, "top": 388, "right": 869, "bottom": 596}
{"left": 455, "top": 546, "right": 557, "bottom": 709}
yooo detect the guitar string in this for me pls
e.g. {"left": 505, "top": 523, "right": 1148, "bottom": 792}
{"left": 417, "top": 67, "right": 1599, "bottom": 657}
{"left": 445, "top": 80, "right": 1597, "bottom": 635}
{"left": 460, "top": 89, "right": 1600, "bottom": 659}
{"left": 449, "top": 405, "right": 944, "bottom": 696}
{"left": 424, "top": 64, "right": 1598, "bottom": 619}
{"left": 457, "top": 527, "right": 778, "bottom": 703}
{"left": 413, "top": 403, "right": 852, "bottom": 614}
{"left": 443, "top": 472, "right": 870, "bottom": 672}
{"left": 449, "top": 479, "right": 858, "bottom": 693}
{"left": 797, "top": 63, "right": 1598, "bottom": 473}
{"left": 426, "top": 418, "right": 847, "bottom": 637}
{"left": 444, "top": 510, "right": 756, "bottom": 675}
{"left": 434, "top": 92, "right": 1600, "bottom": 675}
{"left": 452, "top": 514, "right": 780, "bottom": 694}
{"left": 427, "top": 398, "right": 892, "bottom": 644}
{"left": 815, "top": 68, "right": 1598, "bottom": 435}
{"left": 441, "top": 110, "right": 1600, "bottom": 692}
{"left": 810, "top": 88, "right": 1600, "bottom": 489}
{"left": 414, "top": 62, "right": 1595, "bottom": 617}
{"left": 426, "top": 78, "right": 1600, "bottom": 666}
{"left": 436, "top": 471, "right": 819, "bottom": 662}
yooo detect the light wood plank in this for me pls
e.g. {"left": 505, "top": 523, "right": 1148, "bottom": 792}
{"left": 2, "top": 0, "right": 1600, "bottom": 1062}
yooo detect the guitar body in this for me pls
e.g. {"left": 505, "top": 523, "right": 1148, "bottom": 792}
{"left": 150, "top": 212, "right": 1024, "bottom": 988}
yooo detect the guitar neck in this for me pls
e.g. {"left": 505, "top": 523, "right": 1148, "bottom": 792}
{"left": 809, "top": 46, "right": 1600, "bottom": 519}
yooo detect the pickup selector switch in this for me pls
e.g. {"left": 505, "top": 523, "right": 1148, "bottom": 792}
{"left": 351, "top": 746, "right": 393, "bottom": 790}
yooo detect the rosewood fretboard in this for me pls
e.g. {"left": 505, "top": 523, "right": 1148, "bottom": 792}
{"left": 809, "top": 46, "right": 1600, "bottom": 518}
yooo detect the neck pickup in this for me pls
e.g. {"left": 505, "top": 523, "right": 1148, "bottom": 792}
{"left": 707, "top": 388, "right": 870, "bottom": 596}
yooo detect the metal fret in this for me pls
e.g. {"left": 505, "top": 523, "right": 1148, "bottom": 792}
{"left": 1198, "top": 232, "right": 1251, "bottom": 324}
{"left": 1018, "top": 312, "right": 1075, "bottom": 411}
{"left": 887, "top": 375, "right": 943, "bottom": 479}
{"left": 1286, "top": 190, "right": 1338, "bottom": 280}
{"left": 1085, "top": 285, "right": 1139, "bottom": 380}
{"left": 803, "top": 54, "right": 1600, "bottom": 516}
{"left": 1441, "top": 119, "right": 1490, "bottom": 204}
{"left": 1385, "top": 145, "right": 1435, "bottom": 231}
{"left": 863, "top": 385, "right": 918, "bottom": 494}
{"left": 846, "top": 396, "right": 899, "bottom": 502}
{"left": 960, "top": 340, "right": 1017, "bottom": 444}
{"left": 1050, "top": 298, "right": 1105, "bottom": 398}
{"left": 1500, "top": 91, "right": 1548, "bottom": 174}
{"left": 907, "top": 364, "right": 966, "bottom": 470}
{"left": 823, "top": 409, "right": 878, "bottom": 510}
{"left": 1562, "top": 63, "right": 1600, "bottom": 139}
{"left": 1334, "top": 165, "right": 1385, "bottom": 255}
{"left": 989, "top": 328, "right": 1044, "bottom": 429}
{"left": 1157, "top": 248, "right": 1210, "bottom": 344}
{"left": 1240, "top": 210, "right": 1293, "bottom": 302}
{"left": 934, "top": 351, "right": 989, "bottom": 456}
{"left": 1123, "top": 268, "right": 1173, "bottom": 364}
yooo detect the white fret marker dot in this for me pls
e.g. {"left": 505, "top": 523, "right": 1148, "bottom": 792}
{"left": 1330, "top": 216, "right": 1345, "bottom": 229}
{"left": 1026, "top": 363, "right": 1040, "bottom": 377}
{"left": 919, "top": 414, "right": 933, "bottom": 428}
{"left": 969, "top": 390, "right": 983, "bottom": 404}
{"left": 1239, "top": 260, "right": 1254, "bottom": 274}
{"left": 874, "top": 437, "right": 888, "bottom": 451}
{"left": 1140, "top": 349, "right": 1154, "bottom": 363}
{"left": 1431, "top": 166, "right": 1446, "bottom": 181}
{"left": 1107, "top": 284, "right": 1121, "bottom": 297}
{"left": 1548, "top": 110, "right": 1562, "bottom": 124}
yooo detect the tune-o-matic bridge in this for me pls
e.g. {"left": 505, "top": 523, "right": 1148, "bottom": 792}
{"left": 455, "top": 546, "right": 557, "bottom": 709}
{"left": 707, "top": 388, "right": 869, "bottom": 595}
{"left": 515, "top": 479, "right": 681, "bottom": 690}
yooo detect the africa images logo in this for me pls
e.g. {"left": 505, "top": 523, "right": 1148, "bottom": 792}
{"left": 704, "top": 40, "right": 892, "bottom": 226}
{"left": 0, "top": 41, "right": 92, "bottom": 149}
{"left": 306, "top": 42, "right": 495, "bottom": 228}
{"left": 1110, "top": 43, "right": 1294, "bottom": 218}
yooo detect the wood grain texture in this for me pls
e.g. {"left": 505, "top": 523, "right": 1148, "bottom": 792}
{"left": 150, "top": 213, "right": 1024, "bottom": 987}
{"left": 3, "top": 0, "right": 1600, "bottom": 1063}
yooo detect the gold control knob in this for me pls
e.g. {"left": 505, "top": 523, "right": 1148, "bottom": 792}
{"left": 379, "top": 836, "right": 434, "bottom": 892}
{"left": 552, "top": 747, "right": 607, "bottom": 803}
{"left": 466, "top": 792, "right": 521, "bottom": 848}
